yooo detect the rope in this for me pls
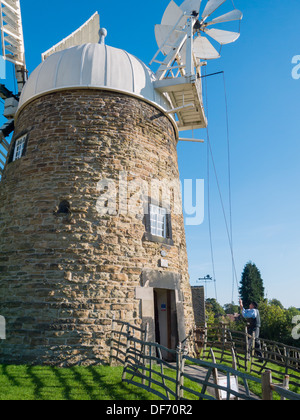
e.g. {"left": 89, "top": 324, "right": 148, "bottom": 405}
{"left": 230, "top": 0, "right": 237, "bottom": 9}
{"left": 207, "top": 126, "right": 218, "bottom": 301}
{"left": 204, "top": 66, "right": 218, "bottom": 302}
{"left": 204, "top": 69, "right": 240, "bottom": 303}
{"left": 222, "top": 72, "right": 236, "bottom": 303}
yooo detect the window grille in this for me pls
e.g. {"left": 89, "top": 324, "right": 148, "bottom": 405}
{"left": 12, "top": 135, "right": 27, "bottom": 161}
{"left": 149, "top": 204, "right": 167, "bottom": 238}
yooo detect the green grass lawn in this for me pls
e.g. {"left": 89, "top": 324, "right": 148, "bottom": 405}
{"left": 0, "top": 365, "right": 157, "bottom": 401}
{"left": 0, "top": 363, "right": 208, "bottom": 401}
{"left": 1, "top": 357, "right": 299, "bottom": 400}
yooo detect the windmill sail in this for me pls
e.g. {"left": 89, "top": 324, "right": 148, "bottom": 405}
{"left": 0, "top": 0, "right": 25, "bottom": 66}
{"left": 202, "top": 0, "right": 226, "bottom": 20}
{"left": 204, "top": 28, "right": 240, "bottom": 45}
{"left": 194, "top": 35, "right": 220, "bottom": 59}
{"left": 206, "top": 9, "right": 243, "bottom": 25}
{"left": 42, "top": 12, "right": 100, "bottom": 61}
{"left": 151, "top": 0, "right": 242, "bottom": 133}
{"left": 180, "top": 0, "right": 202, "bottom": 16}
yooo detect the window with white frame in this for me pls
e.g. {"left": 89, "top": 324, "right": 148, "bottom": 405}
{"left": 149, "top": 204, "right": 167, "bottom": 238}
{"left": 12, "top": 135, "right": 27, "bottom": 162}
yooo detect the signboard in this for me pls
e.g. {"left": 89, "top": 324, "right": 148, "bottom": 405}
{"left": 0, "top": 315, "right": 5, "bottom": 340}
{"left": 159, "top": 259, "right": 169, "bottom": 268}
{"left": 218, "top": 376, "right": 239, "bottom": 400}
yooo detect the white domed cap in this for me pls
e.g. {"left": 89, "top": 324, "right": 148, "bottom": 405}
{"left": 17, "top": 43, "right": 173, "bottom": 117}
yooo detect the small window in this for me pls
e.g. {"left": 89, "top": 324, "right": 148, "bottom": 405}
{"left": 12, "top": 135, "right": 27, "bottom": 162}
{"left": 144, "top": 201, "right": 174, "bottom": 246}
{"left": 149, "top": 204, "right": 167, "bottom": 238}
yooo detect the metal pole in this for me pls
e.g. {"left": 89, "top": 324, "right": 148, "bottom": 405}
{"left": 185, "top": 17, "right": 194, "bottom": 78}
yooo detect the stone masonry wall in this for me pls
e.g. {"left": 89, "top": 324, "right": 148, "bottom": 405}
{"left": 0, "top": 90, "right": 194, "bottom": 366}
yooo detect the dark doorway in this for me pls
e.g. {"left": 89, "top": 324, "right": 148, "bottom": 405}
{"left": 154, "top": 289, "right": 179, "bottom": 361}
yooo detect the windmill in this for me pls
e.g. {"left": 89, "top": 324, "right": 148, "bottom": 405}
{"left": 0, "top": 1, "right": 243, "bottom": 175}
{"left": 0, "top": 4, "right": 101, "bottom": 177}
{"left": 151, "top": 0, "right": 242, "bottom": 137}
{"left": 0, "top": 2, "right": 244, "bottom": 366}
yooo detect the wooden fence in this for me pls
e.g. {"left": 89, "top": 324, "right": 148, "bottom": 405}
{"left": 194, "top": 325, "right": 250, "bottom": 371}
{"left": 194, "top": 324, "right": 300, "bottom": 388}
{"left": 109, "top": 322, "right": 300, "bottom": 400}
{"left": 261, "top": 370, "right": 300, "bottom": 401}
{"left": 109, "top": 319, "right": 149, "bottom": 366}
{"left": 250, "top": 338, "right": 300, "bottom": 387}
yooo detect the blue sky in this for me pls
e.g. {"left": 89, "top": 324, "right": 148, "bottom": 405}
{"left": 2, "top": 0, "right": 300, "bottom": 308}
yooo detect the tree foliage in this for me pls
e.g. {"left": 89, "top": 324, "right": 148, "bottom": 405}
{"left": 239, "top": 262, "right": 265, "bottom": 308}
{"left": 259, "top": 301, "right": 300, "bottom": 346}
{"left": 205, "top": 299, "right": 225, "bottom": 326}
{"left": 224, "top": 303, "right": 239, "bottom": 315}
{"left": 206, "top": 298, "right": 225, "bottom": 317}
{"left": 207, "top": 296, "right": 300, "bottom": 346}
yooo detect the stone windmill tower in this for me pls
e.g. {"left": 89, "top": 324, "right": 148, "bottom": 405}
{"left": 0, "top": 0, "right": 242, "bottom": 365}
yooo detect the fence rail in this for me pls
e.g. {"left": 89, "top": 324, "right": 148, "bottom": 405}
{"left": 250, "top": 338, "right": 300, "bottom": 387}
{"left": 109, "top": 319, "right": 149, "bottom": 366}
{"left": 110, "top": 322, "right": 300, "bottom": 401}
{"left": 194, "top": 325, "right": 251, "bottom": 371}
{"left": 194, "top": 324, "right": 300, "bottom": 388}
{"left": 180, "top": 353, "right": 260, "bottom": 400}
{"left": 123, "top": 339, "right": 179, "bottom": 401}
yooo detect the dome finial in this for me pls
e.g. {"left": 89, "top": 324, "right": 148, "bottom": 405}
{"left": 99, "top": 28, "right": 107, "bottom": 45}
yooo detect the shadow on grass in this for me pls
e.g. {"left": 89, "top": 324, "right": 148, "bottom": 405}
{"left": 27, "top": 366, "right": 45, "bottom": 400}
{"left": 0, "top": 364, "right": 152, "bottom": 401}
{"left": 1, "top": 365, "right": 21, "bottom": 387}
{"left": 87, "top": 366, "right": 150, "bottom": 401}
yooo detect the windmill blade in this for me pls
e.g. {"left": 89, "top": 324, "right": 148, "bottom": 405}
{"left": 180, "top": 0, "right": 202, "bottom": 16}
{"left": 204, "top": 28, "right": 240, "bottom": 45}
{"left": 206, "top": 9, "right": 243, "bottom": 26}
{"left": 155, "top": 24, "right": 184, "bottom": 55}
{"left": 194, "top": 36, "right": 220, "bottom": 60}
{"left": 202, "top": 0, "right": 226, "bottom": 20}
{"left": 162, "top": 0, "right": 187, "bottom": 28}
